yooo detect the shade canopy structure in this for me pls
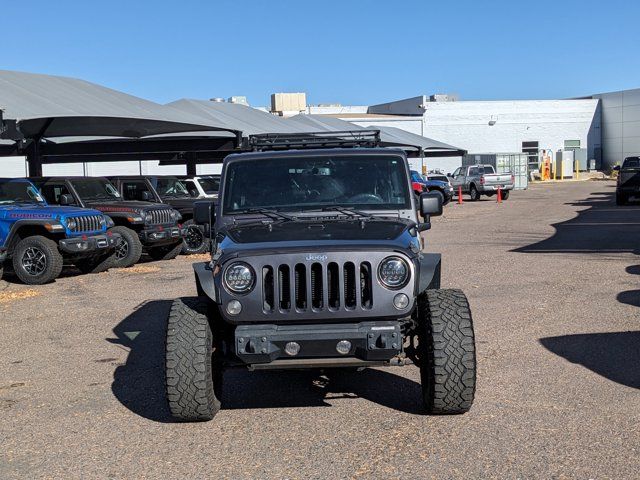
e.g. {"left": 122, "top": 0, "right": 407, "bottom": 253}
{"left": 287, "top": 115, "right": 465, "bottom": 157}
{"left": 0, "top": 70, "right": 239, "bottom": 139}
{"left": 167, "top": 99, "right": 309, "bottom": 136}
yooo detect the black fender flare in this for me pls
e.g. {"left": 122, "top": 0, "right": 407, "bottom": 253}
{"left": 418, "top": 253, "right": 441, "bottom": 293}
{"left": 4, "top": 219, "right": 59, "bottom": 251}
{"left": 194, "top": 261, "right": 218, "bottom": 303}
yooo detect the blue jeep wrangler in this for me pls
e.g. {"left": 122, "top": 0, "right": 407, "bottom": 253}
{"left": 0, "top": 178, "right": 120, "bottom": 285}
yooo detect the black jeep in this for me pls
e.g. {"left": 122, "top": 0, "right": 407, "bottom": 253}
{"left": 30, "top": 177, "right": 185, "bottom": 268}
{"left": 108, "top": 176, "right": 208, "bottom": 255}
{"left": 165, "top": 146, "right": 477, "bottom": 421}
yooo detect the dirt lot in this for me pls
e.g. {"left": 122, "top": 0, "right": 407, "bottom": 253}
{"left": 1, "top": 180, "right": 638, "bottom": 479}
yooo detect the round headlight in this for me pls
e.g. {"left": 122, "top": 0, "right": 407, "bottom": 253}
{"left": 65, "top": 218, "right": 77, "bottom": 230}
{"left": 144, "top": 213, "right": 153, "bottom": 223}
{"left": 223, "top": 262, "right": 255, "bottom": 294}
{"left": 378, "top": 256, "right": 410, "bottom": 289}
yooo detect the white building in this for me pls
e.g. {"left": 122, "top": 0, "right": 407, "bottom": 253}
{"left": 311, "top": 95, "right": 602, "bottom": 173}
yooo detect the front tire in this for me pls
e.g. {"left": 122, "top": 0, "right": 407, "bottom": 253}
{"left": 110, "top": 226, "right": 142, "bottom": 268}
{"left": 166, "top": 297, "right": 223, "bottom": 421}
{"left": 12, "top": 236, "right": 64, "bottom": 285}
{"left": 74, "top": 252, "right": 115, "bottom": 274}
{"left": 181, "top": 220, "right": 208, "bottom": 255}
{"left": 148, "top": 241, "right": 183, "bottom": 261}
{"left": 417, "top": 289, "right": 476, "bottom": 414}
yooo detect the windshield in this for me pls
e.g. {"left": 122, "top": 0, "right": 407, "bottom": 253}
{"left": 623, "top": 157, "right": 640, "bottom": 168}
{"left": 0, "top": 180, "right": 46, "bottom": 205}
{"left": 428, "top": 175, "right": 449, "bottom": 182}
{"left": 70, "top": 178, "right": 121, "bottom": 201}
{"left": 155, "top": 177, "right": 190, "bottom": 198}
{"left": 223, "top": 154, "right": 411, "bottom": 215}
{"left": 198, "top": 176, "right": 221, "bottom": 194}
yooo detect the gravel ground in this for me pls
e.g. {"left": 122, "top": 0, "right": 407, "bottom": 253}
{"left": 1, "top": 180, "right": 638, "bottom": 479}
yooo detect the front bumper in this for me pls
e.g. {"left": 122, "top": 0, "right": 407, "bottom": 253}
{"left": 139, "top": 225, "right": 185, "bottom": 245}
{"left": 233, "top": 321, "right": 403, "bottom": 366}
{"left": 59, "top": 233, "right": 121, "bottom": 256}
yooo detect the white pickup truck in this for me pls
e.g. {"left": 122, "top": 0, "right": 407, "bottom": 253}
{"left": 449, "top": 164, "right": 514, "bottom": 201}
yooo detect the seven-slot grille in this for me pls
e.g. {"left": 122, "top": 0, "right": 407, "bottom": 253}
{"left": 148, "top": 208, "right": 174, "bottom": 225}
{"left": 262, "top": 261, "right": 373, "bottom": 313}
{"left": 68, "top": 215, "right": 103, "bottom": 233}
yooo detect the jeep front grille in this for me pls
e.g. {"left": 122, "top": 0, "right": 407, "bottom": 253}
{"left": 148, "top": 208, "right": 173, "bottom": 225}
{"left": 262, "top": 261, "right": 373, "bottom": 313}
{"left": 68, "top": 215, "right": 103, "bottom": 233}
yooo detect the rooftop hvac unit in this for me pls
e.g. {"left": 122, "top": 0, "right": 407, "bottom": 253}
{"left": 270, "top": 93, "right": 307, "bottom": 114}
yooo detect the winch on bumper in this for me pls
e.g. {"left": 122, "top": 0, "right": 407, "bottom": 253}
{"left": 139, "top": 225, "right": 185, "bottom": 245}
{"left": 58, "top": 233, "right": 121, "bottom": 255}
{"left": 234, "top": 321, "right": 403, "bottom": 368}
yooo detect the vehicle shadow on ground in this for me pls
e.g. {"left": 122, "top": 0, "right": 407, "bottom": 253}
{"left": 516, "top": 187, "right": 640, "bottom": 389}
{"left": 109, "top": 300, "right": 424, "bottom": 423}
{"left": 539, "top": 332, "right": 640, "bottom": 389}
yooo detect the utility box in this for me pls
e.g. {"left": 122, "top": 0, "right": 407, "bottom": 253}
{"left": 462, "top": 153, "right": 529, "bottom": 189}
{"left": 555, "top": 150, "right": 575, "bottom": 179}
{"left": 270, "top": 93, "right": 307, "bottom": 116}
{"left": 573, "top": 148, "right": 588, "bottom": 171}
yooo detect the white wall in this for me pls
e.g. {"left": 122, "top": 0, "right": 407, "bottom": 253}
{"left": 0, "top": 156, "right": 29, "bottom": 177}
{"left": 338, "top": 98, "right": 601, "bottom": 167}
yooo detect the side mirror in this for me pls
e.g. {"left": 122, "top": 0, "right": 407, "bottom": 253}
{"left": 59, "top": 194, "right": 75, "bottom": 205}
{"left": 140, "top": 191, "right": 152, "bottom": 201}
{"left": 613, "top": 165, "right": 620, "bottom": 171}
{"left": 194, "top": 200, "right": 215, "bottom": 226}
{"left": 446, "top": 173, "right": 452, "bottom": 177}
{"left": 189, "top": 189, "right": 199, "bottom": 198}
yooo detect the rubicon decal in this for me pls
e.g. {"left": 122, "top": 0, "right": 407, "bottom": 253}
{"left": 9, "top": 213, "right": 54, "bottom": 219}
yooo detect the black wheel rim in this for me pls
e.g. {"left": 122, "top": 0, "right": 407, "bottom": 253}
{"left": 115, "top": 240, "right": 129, "bottom": 260}
{"left": 185, "top": 225, "right": 204, "bottom": 250}
{"left": 22, "top": 247, "right": 47, "bottom": 276}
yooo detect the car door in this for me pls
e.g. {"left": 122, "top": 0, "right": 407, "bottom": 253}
{"left": 450, "top": 167, "right": 464, "bottom": 191}
{"left": 40, "top": 182, "right": 76, "bottom": 205}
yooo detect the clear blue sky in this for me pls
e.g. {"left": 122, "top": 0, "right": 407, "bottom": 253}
{"left": 3, "top": 0, "right": 639, "bottom": 106}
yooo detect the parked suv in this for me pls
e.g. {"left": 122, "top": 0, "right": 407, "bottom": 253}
{"left": 178, "top": 175, "right": 221, "bottom": 200}
{"left": 165, "top": 147, "right": 477, "bottom": 421}
{"left": 614, "top": 156, "right": 640, "bottom": 205}
{"left": 410, "top": 170, "right": 453, "bottom": 205}
{"left": 449, "top": 164, "right": 514, "bottom": 201}
{"left": 108, "top": 176, "right": 208, "bottom": 254}
{"left": 30, "top": 177, "right": 184, "bottom": 268}
{"left": 0, "top": 178, "right": 119, "bottom": 284}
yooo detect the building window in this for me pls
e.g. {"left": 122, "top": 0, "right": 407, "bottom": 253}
{"left": 564, "top": 140, "right": 581, "bottom": 151}
{"left": 522, "top": 141, "right": 539, "bottom": 172}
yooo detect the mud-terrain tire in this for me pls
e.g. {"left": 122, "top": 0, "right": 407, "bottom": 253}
{"left": 110, "top": 226, "right": 142, "bottom": 268}
{"left": 166, "top": 297, "right": 222, "bottom": 421}
{"left": 417, "top": 289, "right": 476, "bottom": 414}
{"left": 616, "top": 192, "right": 627, "bottom": 205}
{"left": 501, "top": 190, "right": 510, "bottom": 200}
{"left": 148, "top": 241, "right": 183, "bottom": 261}
{"left": 469, "top": 185, "right": 480, "bottom": 201}
{"left": 75, "top": 252, "right": 116, "bottom": 274}
{"left": 12, "top": 236, "right": 64, "bottom": 285}
{"left": 181, "top": 219, "right": 208, "bottom": 255}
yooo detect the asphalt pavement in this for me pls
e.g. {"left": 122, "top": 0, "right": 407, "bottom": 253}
{"left": 1, "top": 180, "right": 638, "bottom": 479}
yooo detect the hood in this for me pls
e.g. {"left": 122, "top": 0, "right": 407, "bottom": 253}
{"left": 224, "top": 219, "right": 411, "bottom": 244}
{"left": 85, "top": 200, "right": 170, "bottom": 213}
{"left": 424, "top": 179, "right": 450, "bottom": 188}
{"left": 0, "top": 204, "right": 103, "bottom": 220}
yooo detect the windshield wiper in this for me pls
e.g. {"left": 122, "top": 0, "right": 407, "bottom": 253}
{"left": 319, "top": 205, "right": 374, "bottom": 219}
{"left": 234, "top": 208, "right": 299, "bottom": 223}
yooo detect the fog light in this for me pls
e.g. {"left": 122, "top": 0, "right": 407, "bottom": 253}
{"left": 285, "top": 342, "right": 300, "bottom": 356}
{"left": 336, "top": 340, "right": 352, "bottom": 355}
{"left": 226, "top": 300, "right": 242, "bottom": 315}
{"left": 393, "top": 293, "right": 410, "bottom": 310}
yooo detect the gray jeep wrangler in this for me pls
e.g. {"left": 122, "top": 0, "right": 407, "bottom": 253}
{"left": 166, "top": 146, "right": 476, "bottom": 421}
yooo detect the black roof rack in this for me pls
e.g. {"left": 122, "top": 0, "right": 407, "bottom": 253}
{"left": 248, "top": 130, "right": 380, "bottom": 151}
